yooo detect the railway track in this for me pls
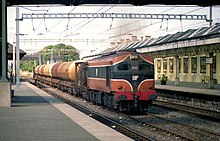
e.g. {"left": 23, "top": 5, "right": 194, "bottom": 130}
{"left": 127, "top": 114, "right": 194, "bottom": 141}
{"left": 129, "top": 112, "right": 220, "bottom": 141}
{"left": 30, "top": 79, "right": 191, "bottom": 140}
{"left": 24, "top": 78, "right": 154, "bottom": 141}
{"left": 154, "top": 99, "right": 220, "bottom": 122}
{"left": 24, "top": 77, "right": 220, "bottom": 141}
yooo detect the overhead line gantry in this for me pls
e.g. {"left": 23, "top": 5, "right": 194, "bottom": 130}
{"left": 21, "top": 13, "right": 208, "bottom": 21}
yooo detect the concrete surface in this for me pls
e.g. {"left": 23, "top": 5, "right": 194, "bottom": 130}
{"left": 0, "top": 82, "right": 11, "bottom": 107}
{"left": 0, "top": 82, "right": 98, "bottom": 141}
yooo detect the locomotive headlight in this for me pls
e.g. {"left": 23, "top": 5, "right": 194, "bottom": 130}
{"left": 132, "top": 75, "right": 139, "bottom": 81}
{"left": 132, "top": 66, "right": 138, "bottom": 70}
{"left": 130, "top": 54, "right": 139, "bottom": 60}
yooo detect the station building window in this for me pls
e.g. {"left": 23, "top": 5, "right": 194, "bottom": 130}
{"left": 200, "top": 57, "right": 206, "bottom": 73}
{"left": 191, "top": 56, "right": 197, "bottom": 73}
{"left": 169, "top": 58, "right": 173, "bottom": 73}
{"left": 183, "top": 57, "right": 188, "bottom": 73}
{"left": 157, "top": 59, "right": 161, "bottom": 73}
{"left": 163, "top": 59, "right": 167, "bottom": 73}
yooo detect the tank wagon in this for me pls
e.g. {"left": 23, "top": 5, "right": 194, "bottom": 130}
{"left": 34, "top": 52, "right": 157, "bottom": 111}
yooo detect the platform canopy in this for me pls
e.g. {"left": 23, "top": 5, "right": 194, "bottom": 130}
{"left": 6, "top": 0, "right": 220, "bottom": 6}
{"left": 7, "top": 43, "right": 26, "bottom": 60}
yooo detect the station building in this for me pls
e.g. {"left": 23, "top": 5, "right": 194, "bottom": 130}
{"left": 100, "top": 23, "right": 220, "bottom": 85}
{"left": 137, "top": 23, "right": 220, "bottom": 85}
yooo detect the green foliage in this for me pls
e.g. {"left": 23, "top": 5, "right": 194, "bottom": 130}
{"left": 20, "top": 44, "right": 79, "bottom": 72}
{"left": 161, "top": 74, "right": 168, "bottom": 81}
{"left": 39, "top": 43, "right": 79, "bottom": 63}
{"left": 20, "top": 60, "right": 35, "bottom": 72}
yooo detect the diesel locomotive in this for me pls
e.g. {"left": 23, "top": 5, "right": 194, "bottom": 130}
{"left": 34, "top": 51, "right": 157, "bottom": 111}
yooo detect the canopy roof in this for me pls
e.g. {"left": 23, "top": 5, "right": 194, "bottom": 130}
{"left": 7, "top": 43, "right": 26, "bottom": 60}
{"left": 6, "top": 0, "right": 220, "bottom": 6}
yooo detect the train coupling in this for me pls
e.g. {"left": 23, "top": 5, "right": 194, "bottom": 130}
{"left": 132, "top": 93, "right": 139, "bottom": 108}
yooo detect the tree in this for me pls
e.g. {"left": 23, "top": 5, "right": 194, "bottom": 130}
{"left": 20, "top": 60, "right": 35, "bottom": 72}
{"left": 39, "top": 43, "right": 80, "bottom": 63}
{"left": 20, "top": 43, "right": 79, "bottom": 72}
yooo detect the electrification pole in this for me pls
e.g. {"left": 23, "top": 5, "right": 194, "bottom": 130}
{"left": 16, "top": 6, "right": 20, "bottom": 90}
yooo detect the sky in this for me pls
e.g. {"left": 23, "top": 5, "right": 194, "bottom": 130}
{"left": 7, "top": 4, "right": 220, "bottom": 58}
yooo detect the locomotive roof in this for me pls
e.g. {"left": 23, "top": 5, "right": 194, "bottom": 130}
{"left": 88, "top": 52, "right": 152, "bottom": 67}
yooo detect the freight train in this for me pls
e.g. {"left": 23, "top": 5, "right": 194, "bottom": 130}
{"left": 33, "top": 51, "right": 157, "bottom": 111}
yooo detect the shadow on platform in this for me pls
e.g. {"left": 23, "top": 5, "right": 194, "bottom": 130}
{"left": 11, "top": 95, "right": 62, "bottom": 107}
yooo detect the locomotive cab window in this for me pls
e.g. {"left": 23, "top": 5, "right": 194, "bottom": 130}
{"left": 139, "top": 63, "right": 152, "bottom": 71}
{"left": 117, "top": 63, "right": 131, "bottom": 71}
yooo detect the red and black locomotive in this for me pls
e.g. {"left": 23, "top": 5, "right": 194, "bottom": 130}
{"left": 34, "top": 51, "right": 157, "bottom": 111}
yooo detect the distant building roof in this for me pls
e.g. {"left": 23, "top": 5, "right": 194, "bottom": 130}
{"left": 22, "top": 54, "right": 62, "bottom": 61}
{"left": 21, "top": 53, "right": 40, "bottom": 61}
{"left": 48, "top": 55, "right": 62, "bottom": 60}
{"left": 7, "top": 43, "right": 26, "bottom": 60}
{"left": 138, "top": 23, "right": 220, "bottom": 49}
{"left": 83, "top": 23, "right": 220, "bottom": 59}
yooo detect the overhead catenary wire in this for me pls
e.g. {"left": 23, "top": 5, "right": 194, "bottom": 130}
{"left": 47, "top": 6, "right": 77, "bottom": 33}
{"left": 101, "top": 6, "right": 177, "bottom": 36}
{"left": 148, "top": 18, "right": 220, "bottom": 37}
{"left": 31, "top": 17, "right": 35, "bottom": 32}
{"left": 43, "top": 14, "right": 48, "bottom": 31}
{"left": 29, "top": 2, "right": 54, "bottom": 38}
{"left": 65, "top": 0, "right": 117, "bottom": 36}
{"left": 64, "top": 5, "right": 111, "bottom": 36}
{"left": 108, "top": 6, "right": 207, "bottom": 39}
{"left": 45, "top": 0, "right": 83, "bottom": 32}
{"left": 109, "top": 20, "right": 163, "bottom": 38}
{"left": 21, "top": 5, "right": 219, "bottom": 46}
{"left": 19, "top": 6, "right": 49, "bottom": 12}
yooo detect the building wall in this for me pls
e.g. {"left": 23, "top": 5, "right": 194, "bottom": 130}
{"left": 154, "top": 53, "right": 220, "bottom": 84}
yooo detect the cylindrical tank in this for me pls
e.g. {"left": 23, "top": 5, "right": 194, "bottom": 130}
{"left": 44, "top": 64, "right": 55, "bottom": 77}
{"left": 56, "top": 61, "right": 77, "bottom": 81}
{"left": 56, "top": 62, "right": 67, "bottom": 78}
{"left": 39, "top": 65, "right": 46, "bottom": 75}
{"left": 35, "top": 61, "right": 80, "bottom": 81}
{"left": 34, "top": 65, "right": 40, "bottom": 74}
{"left": 51, "top": 62, "right": 62, "bottom": 78}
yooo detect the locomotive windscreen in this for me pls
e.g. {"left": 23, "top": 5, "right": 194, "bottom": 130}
{"left": 113, "top": 58, "right": 154, "bottom": 91}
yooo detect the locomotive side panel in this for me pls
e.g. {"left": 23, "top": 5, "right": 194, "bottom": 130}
{"left": 87, "top": 78, "right": 111, "bottom": 93}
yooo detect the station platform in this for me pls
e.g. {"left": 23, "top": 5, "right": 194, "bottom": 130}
{"left": 0, "top": 82, "right": 132, "bottom": 141}
{"left": 155, "top": 80, "right": 220, "bottom": 96}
